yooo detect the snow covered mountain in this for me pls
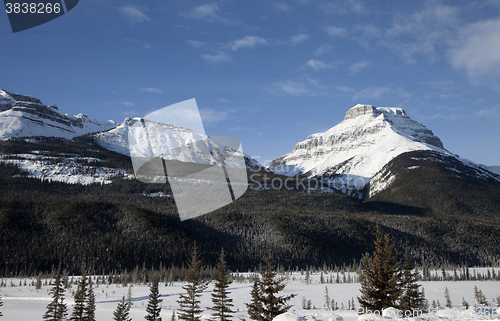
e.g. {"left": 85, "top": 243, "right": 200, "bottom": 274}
{"left": 0, "top": 88, "right": 116, "bottom": 140}
{"left": 95, "top": 117, "right": 259, "bottom": 169}
{"left": 269, "top": 104, "right": 456, "bottom": 196}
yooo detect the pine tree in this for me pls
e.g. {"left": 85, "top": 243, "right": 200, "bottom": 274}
{"left": 324, "top": 287, "right": 330, "bottom": 311}
{"left": 71, "top": 270, "right": 88, "bottom": 321}
{"left": 0, "top": 291, "right": 3, "bottom": 317}
{"left": 431, "top": 300, "right": 436, "bottom": 309}
{"left": 210, "top": 249, "right": 234, "bottom": 321}
{"left": 398, "top": 253, "right": 427, "bottom": 313}
{"left": 113, "top": 296, "right": 131, "bottom": 321}
{"left": 44, "top": 269, "right": 68, "bottom": 321}
{"left": 245, "top": 257, "right": 296, "bottom": 321}
{"left": 461, "top": 297, "right": 469, "bottom": 309}
{"left": 246, "top": 280, "right": 262, "bottom": 320}
{"left": 84, "top": 277, "right": 96, "bottom": 321}
{"left": 145, "top": 277, "right": 162, "bottom": 321}
{"left": 177, "top": 243, "right": 208, "bottom": 321}
{"left": 444, "top": 287, "right": 452, "bottom": 308}
{"left": 358, "top": 232, "right": 402, "bottom": 312}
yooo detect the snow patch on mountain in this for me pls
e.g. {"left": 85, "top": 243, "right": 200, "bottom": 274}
{"left": 0, "top": 88, "right": 116, "bottom": 141}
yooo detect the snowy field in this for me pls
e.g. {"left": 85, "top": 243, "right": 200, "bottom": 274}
{"left": 1, "top": 270, "right": 499, "bottom": 321}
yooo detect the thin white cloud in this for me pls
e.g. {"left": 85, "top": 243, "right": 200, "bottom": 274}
{"left": 118, "top": 6, "right": 150, "bottom": 23}
{"left": 141, "top": 88, "right": 162, "bottom": 94}
{"left": 448, "top": 17, "right": 500, "bottom": 81}
{"left": 314, "top": 44, "right": 333, "bottom": 56}
{"left": 289, "top": 33, "right": 310, "bottom": 45}
{"left": 122, "top": 101, "right": 135, "bottom": 107}
{"left": 320, "top": 0, "right": 367, "bottom": 15}
{"left": 349, "top": 61, "right": 371, "bottom": 75}
{"left": 199, "top": 108, "right": 228, "bottom": 123}
{"left": 183, "top": 3, "right": 235, "bottom": 25}
{"left": 475, "top": 107, "right": 500, "bottom": 119}
{"left": 217, "top": 98, "right": 230, "bottom": 103}
{"left": 325, "top": 26, "right": 348, "bottom": 37}
{"left": 269, "top": 80, "right": 310, "bottom": 96}
{"left": 201, "top": 51, "right": 233, "bottom": 64}
{"left": 187, "top": 40, "right": 205, "bottom": 48}
{"left": 353, "top": 86, "right": 411, "bottom": 101}
{"left": 306, "top": 59, "right": 340, "bottom": 71}
{"left": 124, "top": 39, "right": 151, "bottom": 50}
{"left": 231, "top": 36, "right": 268, "bottom": 51}
{"left": 336, "top": 86, "right": 356, "bottom": 93}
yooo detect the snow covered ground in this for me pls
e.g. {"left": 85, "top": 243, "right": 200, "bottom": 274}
{"left": 1, "top": 271, "right": 499, "bottom": 321}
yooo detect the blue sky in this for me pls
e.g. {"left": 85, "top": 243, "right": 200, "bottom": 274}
{"left": 1, "top": 0, "right": 500, "bottom": 166}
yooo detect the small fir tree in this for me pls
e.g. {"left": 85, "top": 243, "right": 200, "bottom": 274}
{"left": 71, "top": 269, "right": 88, "bottom": 321}
{"left": 246, "top": 279, "right": 262, "bottom": 320}
{"left": 461, "top": 297, "right": 469, "bottom": 309}
{"left": 324, "top": 287, "right": 330, "bottom": 310}
{"left": 209, "top": 249, "right": 234, "bottom": 321}
{"left": 113, "top": 296, "right": 131, "bottom": 321}
{"left": 245, "top": 257, "right": 296, "bottom": 321}
{"left": 177, "top": 243, "right": 208, "bottom": 321}
{"left": 43, "top": 269, "right": 68, "bottom": 321}
{"left": 84, "top": 277, "right": 96, "bottom": 321}
{"left": 358, "top": 232, "right": 402, "bottom": 312}
{"left": 398, "top": 253, "right": 427, "bottom": 313}
{"left": 145, "top": 277, "right": 162, "bottom": 321}
{"left": 444, "top": 287, "right": 452, "bottom": 308}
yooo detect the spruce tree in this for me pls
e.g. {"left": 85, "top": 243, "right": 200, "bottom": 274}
{"left": 145, "top": 277, "right": 162, "bottom": 321}
{"left": 246, "top": 279, "right": 262, "bottom": 320}
{"left": 0, "top": 291, "right": 3, "bottom": 317}
{"left": 210, "top": 249, "right": 234, "bottom": 321}
{"left": 246, "top": 257, "right": 296, "bottom": 321}
{"left": 324, "top": 286, "right": 330, "bottom": 310}
{"left": 84, "top": 277, "right": 96, "bottom": 321}
{"left": 358, "top": 232, "right": 402, "bottom": 313}
{"left": 113, "top": 296, "right": 131, "bottom": 321}
{"left": 177, "top": 243, "right": 208, "bottom": 321}
{"left": 444, "top": 287, "right": 452, "bottom": 308}
{"left": 398, "top": 253, "right": 427, "bottom": 313}
{"left": 71, "top": 270, "right": 88, "bottom": 321}
{"left": 44, "top": 269, "right": 68, "bottom": 321}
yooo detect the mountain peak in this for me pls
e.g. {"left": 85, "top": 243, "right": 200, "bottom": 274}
{"left": 344, "top": 104, "right": 380, "bottom": 120}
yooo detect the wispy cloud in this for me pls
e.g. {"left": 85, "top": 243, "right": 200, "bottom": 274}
{"left": 475, "top": 107, "right": 500, "bottom": 119}
{"left": 141, "top": 88, "right": 162, "bottom": 94}
{"left": 353, "top": 86, "right": 410, "bottom": 101}
{"left": 121, "top": 101, "right": 135, "bottom": 107}
{"left": 314, "top": 44, "right": 333, "bottom": 56}
{"left": 199, "top": 108, "right": 228, "bottom": 123}
{"left": 201, "top": 51, "right": 233, "bottom": 64}
{"left": 124, "top": 39, "right": 151, "bottom": 50}
{"left": 448, "top": 17, "right": 500, "bottom": 82}
{"left": 231, "top": 36, "right": 268, "bottom": 51}
{"left": 183, "top": 3, "right": 235, "bottom": 25}
{"left": 187, "top": 40, "right": 205, "bottom": 48}
{"left": 349, "top": 61, "right": 371, "bottom": 75}
{"left": 289, "top": 33, "right": 310, "bottom": 45}
{"left": 320, "top": 0, "right": 367, "bottom": 15}
{"left": 306, "top": 59, "right": 341, "bottom": 71}
{"left": 217, "top": 98, "right": 230, "bottom": 103}
{"left": 118, "top": 6, "right": 150, "bottom": 23}
{"left": 336, "top": 86, "right": 356, "bottom": 93}
{"left": 325, "top": 26, "right": 348, "bottom": 37}
{"left": 269, "top": 80, "right": 311, "bottom": 96}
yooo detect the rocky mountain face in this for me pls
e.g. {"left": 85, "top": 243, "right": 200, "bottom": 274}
{"left": 269, "top": 104, "right": 452, "bottom": 197}
{"left": 0, "top": 88, "right": 116, "bottom": 140}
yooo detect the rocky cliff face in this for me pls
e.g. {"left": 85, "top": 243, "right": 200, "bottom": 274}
{"left": 269, "top": 104, "right": 449, "bottom": 197}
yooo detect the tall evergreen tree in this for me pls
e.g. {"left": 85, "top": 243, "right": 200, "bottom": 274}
{"left": 358, "top": 232, "right": 402, "bottom": 312}
{"left": 84, "top": 277, "right": 96, "bottom": 321}
{"left": 246, "top": 279, "right": 262, "bottom": 321}
{"left": 43, "top": 269, "right": 68, "bottom": 321}
{"left": 398, "top": 253, "right": 427, "bottom": 313}
{"left": 71, "top": 269, "right": 88, "bottom": 321}
{"left": 145, "top": 277, "right": 162, "bottom": 321}
{"left": 113, "top": 296, "right": 131, "bottom": 321}
{"left": 209, "top": 249, "right": 234, "bottom": 321}
{"left": 324, "top": 286, "right": 330, "bottom": 311}
{"left": 245, "top": 257, "right": 296, "bottom": 321}
{"left": 177, "top": 243, "right": 208, "bottom": 321}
